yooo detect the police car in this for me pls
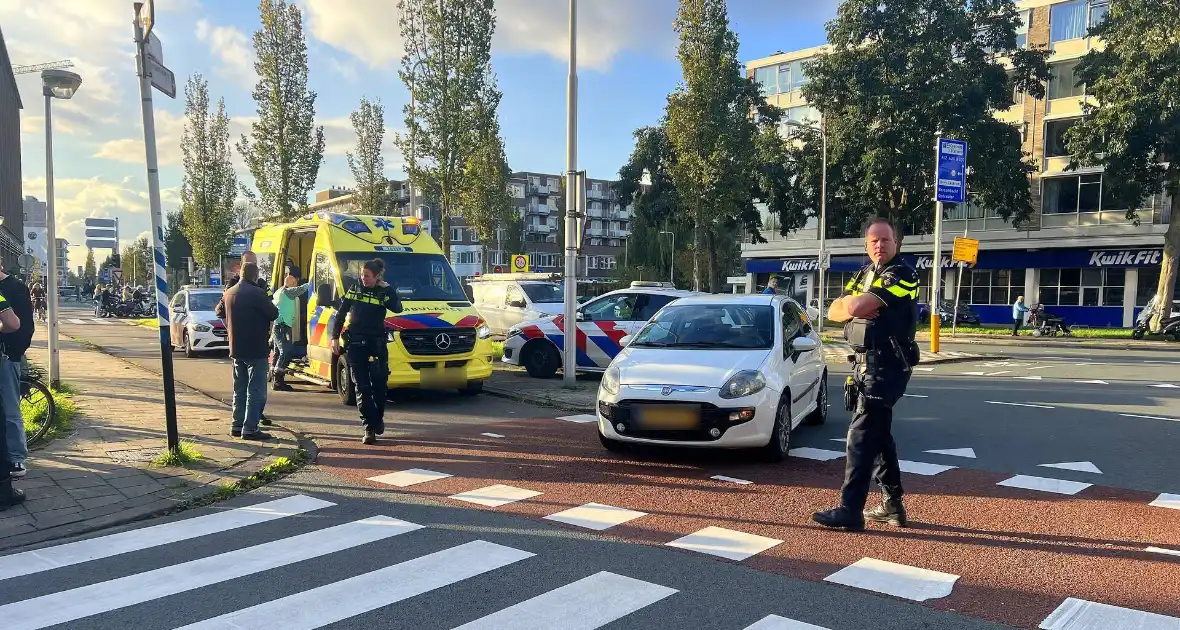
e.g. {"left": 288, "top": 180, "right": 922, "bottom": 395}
{"left": 168, "top": 286, "right": 229, "bottom": 358}
{"left": 596, "top": 294, "right": 826, "bottom": 461}
{"left": 502, "top": 282, "right": 697, "bottom": 378}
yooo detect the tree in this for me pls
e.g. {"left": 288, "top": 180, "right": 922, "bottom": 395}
{"left": 457, "top": 100, "right": 513, "bottom": 273}
{"left": 347, "top": 96, "right": 391, "bottom": 215}
{"left": 164, "top": 209, "right": 193, "bottom": 271}
{"left": 120, "top": 237, "right": 152, "bottom": 287}
{"left": 232, "top": 199, "right": 266, "bottom": 231}
{"left": 1065, "top": 0, "right": 1180, "bottom": 330}
{"left": 793, "top": 0, "right": 1049, "bottom": 243}
{"left": 395, "top": 0, "right": 498, "bottom": 257}
{"left": 237, "top": 0, "right": 326, "bottom": 221}
{"left": 83, "top": 248, "right": 96, "bottom": 281}
{"left": 180, "top": 74, "right": 238, "bottom": 272}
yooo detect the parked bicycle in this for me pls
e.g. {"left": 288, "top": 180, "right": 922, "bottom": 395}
{"left": 21, "top": 375, "right": 56, "bottom": 445}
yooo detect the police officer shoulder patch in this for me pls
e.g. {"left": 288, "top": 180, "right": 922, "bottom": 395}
{"left": 877, "top": 265, "right": 920, "bottom": 301}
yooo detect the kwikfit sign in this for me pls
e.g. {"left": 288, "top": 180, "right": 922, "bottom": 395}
{"left": 780, "top": 259, "right": 820, "bottom": 272}
{"left": 1087, "top": 250, "right": 1162, "bottom": 267}
{"left": 912, "top": 255, "right": 960, "bottom": 270}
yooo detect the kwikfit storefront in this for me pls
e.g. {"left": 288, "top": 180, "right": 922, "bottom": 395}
{"left": 747, "top": 246, "right": 1175, "bottom": 328}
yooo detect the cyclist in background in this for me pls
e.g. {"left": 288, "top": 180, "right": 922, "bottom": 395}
{"left": 29, "top": 283, "right": 45, "bottom": 322}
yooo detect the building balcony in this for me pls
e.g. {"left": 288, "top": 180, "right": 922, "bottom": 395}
{"left": 529, "top": 204, "right": 552, "bottom": 215}
{"left": 530, "top": 184, "right": 551, "bottom": 196}
{"left": 588, "top": 208, "right": 606, "bottom": 218}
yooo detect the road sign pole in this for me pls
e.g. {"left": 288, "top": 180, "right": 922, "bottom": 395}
{"left": 562, "top": 0, "right": 579, "bottom": 388}
{"left": 931, "top": 137, "right": 943, "bottom": 355}
{"left": 44, "top": 90, "right": 61, "bottom": 388}
{"left": 133, "top": 2, "right": 179, "bottom": 453}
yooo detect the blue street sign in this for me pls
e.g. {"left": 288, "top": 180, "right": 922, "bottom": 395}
{"left": 228, "top": 236, "right": 250, "bottom": 256}
{"left": 936, "top": 138, "right": 968, "bottom": 203}
{"left": 100, "top": 268, "right": 111, "bottom": 283}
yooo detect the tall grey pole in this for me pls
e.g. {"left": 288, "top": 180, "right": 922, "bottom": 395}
{"left": 817, "top": 119, "right": 827, "bottom": 329}
{"left": 562, "top": 0, "right": 578, "bottom": 386}
{"left": 931, "top": 136, "right": 944, "bottom": 354}
{"left": 134, "top": 4, "right": 180, "bottom": 452}
{"left": 44, "top": 93, "right": 61, "bottom": 388}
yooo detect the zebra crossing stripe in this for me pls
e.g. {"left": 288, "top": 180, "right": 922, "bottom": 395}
{"left": 743, "top": 614, "right": 833, "bottom": 629}
{"left": 174, "top": 540, "right": 534, "bottom": 630}
{"left": 0, "top": 494, "right": 334, "bottom": 582}
{"left": 67, "top": 318, "right": 86, "bottom": 324}
{"left": 452, "top": 571, "right": 677, "bottom": 630}
{"left": 89, "top": 318, "right": 111, "bottom": 324}
{"left": 0, "top": 515, "right": 422, "bottom": 630}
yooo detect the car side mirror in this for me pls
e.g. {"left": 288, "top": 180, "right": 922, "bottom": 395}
{"left": 806, "top": 306, "right": 820, "bottom": 322}
{"left": 316, "top": 284, "right": 334, "bottom": 309}
{"left": 509, "top": 299, "right": 526, "bottom": 308}
{"left": 575, "top": 311, "right": 586, "bottom": 321}
{"left": 790, "top": 337, "right": 818, "bottom": 353}
{"left": 620, "top": 334, "right": 634, "bottom": 346}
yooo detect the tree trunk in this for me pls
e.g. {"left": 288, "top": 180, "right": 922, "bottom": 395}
{"left": 692, "top": 224, "right": 702, "bottom": 292}
{"left": 440, "top": 184, "right": 451, "bottom": 258}
{"left": 705, "top": 228, "right": 720, "bottom": 294}
{"left": 1152, "top": 216, "right": 1180, "bottom": 331}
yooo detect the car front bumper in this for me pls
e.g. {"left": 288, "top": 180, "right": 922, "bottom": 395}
{"left": 596, "top": 384, "right": 780, "bottom": 448}
{"left": 189, "top": 329, "right": 228, "bottom": 351}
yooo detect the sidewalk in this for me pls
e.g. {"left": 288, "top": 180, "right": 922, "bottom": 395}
{"left": 485, "top": 342, "right": 988, "bottom": 413}
{"left": 0, "top": 331, "right": 301, "bottom": 551}
{"left": 914, "top": 330, "right": 1161, "bottom": 349}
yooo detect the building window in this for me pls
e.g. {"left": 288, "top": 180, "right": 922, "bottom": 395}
{"left": 1137, "top": 267, "right": 1180, "bottom": 306}
{"left": 1043, "top": 173, "right": 1112, "bottom": 213}
{"left": 1047, "top": 60, "right": 1084, "bottom": 100}
{"left": 755, "top": 66, "right": 778, "bottom": 95}
{"left": 450, "top": 227, "right": 464, "bottom": 242}
{"left": 1044, "top": 118, "right": 1079, "bottom": 157}
{"left": 1015, "top": 9, "right": 1030, "bottom": 48}
{"left": 451, "top": 250, "right": 481, "bottom": 265}
{"left": 1089, "top": 1, "right": 1109, "bottom": 29}
{"left": 1008, "top": 71, "right": 1025, "bottom": 106}
{"left": 958, "top": 269, "right": 1026, "bottom": 305}
{"left": 1040, "top": 267, "right": 1123, "bottom": 306}
{"left": 754, "top": 60, "right": 808, "bottom": 96}
{"left": 1050, "top": 0, "right": 1088, "bottom": 42}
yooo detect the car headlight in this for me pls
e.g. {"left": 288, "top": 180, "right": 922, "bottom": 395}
{"left": 477, "top": 324, "right": 491, "bottom": 339}
{"left": 506, "top": 327, "right": 522, "bottom": 340}
{"left": 386, "top": 330, "right": 397, "bottom": 343}
{"left": 601, "top": 365, "right": 621, "bottom": 396}
{"left": 719, "top": 370, "right": 766, "bottom": 399}
{"left": 192, "top": 323, "right": 212, "bottom": 333}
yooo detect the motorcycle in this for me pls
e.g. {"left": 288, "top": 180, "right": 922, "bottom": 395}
{"left": 1132, "top": 297, "right": 1180, "bottom": 340}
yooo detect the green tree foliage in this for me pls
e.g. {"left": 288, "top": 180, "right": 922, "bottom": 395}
{"left": 237, "top": 0, "right": 326, "bottom": 220}
{"left": 119, "top": 236, "right": 153, "bottom": 288}
{"left": 164, "top": 209, "right": 193, "bottom": 271}
{"left": 180, "top": 74, "right": 237, "bottom": 272}
{"left": 395, "top": 0, "right": 498, "bottom": 257}
{"left": 1064, "top": 0, "right": 1180, "bottom": 329}
{"left": 83, "top": 248, "right": 96, "bottom": 281}
{"left": 347, "top": 96, "right": 391, "bottom": 215}
{"left": 795, "top": 0, "right": 1049, "bottom": 241}
{"left": 458, "top": 99, "right": 513, "bottom": 273}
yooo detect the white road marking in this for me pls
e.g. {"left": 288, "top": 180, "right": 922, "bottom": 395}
{"left": 481, "top": 432, "right": 505, "bottom": 438}
{"left": 1026, "top": 365, "right": 1054, "bottom": 370}
{"left": 898, "top": 460, "right": 957, "bottom": 476}
{"left": 829, "top": 438, "right": 847, "bottom": 444}
{"left": 67, "top": 318, "right": 86, "bottom": 325}
{"left": 983, "top": 371, "right": 1011, "bottom": 376}
{"left": 1038, "top": 597, "right": 1180, "bottom": 630}
{"left": 960, "top": 371, "right": 986, "bottom": 376}
{"left": 985, "top": 400, "right": 1054, "bottom": 409}
{"left": 997, "top": 475, "right": 1092, "bottom": 496}
{"left": 1144, "top": 360, "right": 1180, "bottom": 365}
{"left": 788, "top": 447, "right": 845, "bottom": 461}
{"left": 1039, "top": 461, "right": 1103, "bottom": 474}
{"left": 453, "top": 571, "right": 677, "bottom": 630}
{"left": 924, "top": 448, "right": 977, "bottom": 459}
{"left": 1014, "top": 375, "right": 1043, "bottom": 380}
{"left": 544, "top": 503, "right": 647, "bottom": 531}
{"left": 0, "top": 494, "right": 334, "bottom": 582}
{"left": 1120, "top": 413, "right": 1179, "bottom": 422}
{"left": 89, "top": 318, "right": 111, "bottom": 325}
{"left": 0, "top": 516, "right": 422, "bottom": 630}
{"left": 742, "top": 615, "right": 833, "bottom": 630}
{"left": 1146, "top": 546, "right": 1180, "bottom": 557}
{"left": 711, "top": 474, "right": 753, "bottom": 485}
{"left": 666, "top": 526, "right": 783, "bottom": 561}
{"left": 450, "top": 484, "right": 542, "bottom": 507}
{"left": 177, "top": 541, "right": 533, "bottom": 630}
{"left": 1076, "top": 379, "right": 1109, "bottom": 385}
{"left": 902, "top": 394, "right": 928, "bottom": 398}
{"left": 556, "top": 414, "right": 598, "bottom": 423}
{"left": 1149, "top": 493, "right": 1180, "bottom": 511}
{"left": 823, "top": 557, "right": 959, "bottom": 602}
{"left": 368, "top": 468, "right": 453, "bottom": 487}
{"left": 914, "top": 367, "right": 935, "bottom": 372}
{"left": 1150, "top": 383, "right": 1180, "bottom": 389}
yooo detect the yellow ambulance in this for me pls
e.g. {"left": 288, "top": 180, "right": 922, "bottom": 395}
{"left": 249, "top": 211, "right": 494, "bottom": 405}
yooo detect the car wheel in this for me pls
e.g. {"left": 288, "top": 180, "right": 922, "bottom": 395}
{"left": 598, "top": 430, "right": 627, "bottom": 452}
{"left": 803, "top": 373, "right": 828, "bottom": 426}
{"left": 523, "top": 341, "right": 560, "bottom": 379}
{"left": 459, "top": 380, "right": 484, "bottom": 396}
{"left": 337, "top": 355, "right": 357, "bottom": 406}
{"left": 184, "top": 331, "right": 197, "bottom": 359}
{"left": 762, "top": 399, "right": 792, "bottom": 462}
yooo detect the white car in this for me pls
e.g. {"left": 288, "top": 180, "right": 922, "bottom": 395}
{"left": 168, "top": 287, "right": 229, "bottom": 357}
{"left": 502, "top": 282, "right": 698, "bottom": 378}
{"left": 596, "top": 294, "right": 827, "bottom": 461}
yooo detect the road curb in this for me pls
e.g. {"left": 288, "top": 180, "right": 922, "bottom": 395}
{"left": 482, "top": 383, "right": 595, "bottom": 413}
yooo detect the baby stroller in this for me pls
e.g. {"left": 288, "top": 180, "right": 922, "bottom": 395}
{"left": 1027, "top": 303, "right": 1071, "bottom": 337}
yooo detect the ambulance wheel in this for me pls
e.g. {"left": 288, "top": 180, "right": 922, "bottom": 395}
{"left": 336, "top": 356, "right": 356, "bottom": 406}
{"left": 522, "top": 341, "right": 560, "bottom": 379}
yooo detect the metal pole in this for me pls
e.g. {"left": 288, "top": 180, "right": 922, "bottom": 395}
{"left": 817, "top": 119, "right": 828, "bottom": 331}
{"left": 562, "top": 0, "right": 578, "bottom": 387}
{"left": 134, "top": 5, "right": 180, "bottom": 452}
{"left": 930, "top": 138, "right": 944, "bottom": 355}
{"left": 952, "top": 222, "right": 967, "bottom": 337}
{"left": 44, "top": 93, "right": 61, "bottom": 388}
{"left": 670, "top": 232, "right": 675, "bottom": 285}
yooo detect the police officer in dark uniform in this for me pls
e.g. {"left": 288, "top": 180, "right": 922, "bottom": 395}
{"left": 329, "top": 258, "right": 403, "bottom": 444}
{"left": 813, "top": 218, "right": 921, "bottom": 531}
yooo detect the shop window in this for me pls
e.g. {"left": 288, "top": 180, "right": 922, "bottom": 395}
{"left": 1040, "top": 267, "right": 1125, "bottom": 306}
{"left": 957, "top": 268, "right": 1025, "bottom": 305}
{"left": 826, "top": 271, "right": 860, "bottom": 303}
{"left": 1048, "top": 60, "right": 1084, "bottom": 100}
{"left": 1044, "top": 118, "right": 1079, "bottom": 158}
{"left": 1136, "top": 267, "right": 1180, "bottom": 306}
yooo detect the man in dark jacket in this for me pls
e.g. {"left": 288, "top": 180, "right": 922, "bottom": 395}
{"left": 0, "top": 265, "right": 33, "bottom": 477}
{"left": 216, "top": 262, "right": 278, "bottom": 440}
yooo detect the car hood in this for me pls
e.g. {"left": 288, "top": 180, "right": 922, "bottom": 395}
{"left": 529, "top": 302, "right": 565, "bottom": 316}
{"left": 190, "top": 311, "right": 224, "bottom": 327}
{"left": 613, "top": 347, "right": 771, "bottom": 387}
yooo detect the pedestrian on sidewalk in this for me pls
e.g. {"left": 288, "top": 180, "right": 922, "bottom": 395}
{"left": 271, "top": 267, "right": 309, "bottom": 392}
{"left": 0, "top": 286, "right": 24, "bottom": 509}
{"left": 813, "top": 218, "right": 919, "bottom": 531}
{"left": 217, "top": 250, "right": 275, "bottom": 426}
{"left": 0, "top": 264, "right": 34, "bottom": 478}
{"left": 329, "top": 259, "right": 403, "bottom": 445}
{"left": 1012, "top": 296, "right": 1028, "bottom": 336}
{"left": 216, "top": 262, "right": 278, "bottom": 440}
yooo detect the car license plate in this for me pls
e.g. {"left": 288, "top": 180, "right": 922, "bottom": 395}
{"left": 421, "top": 367, "right": 465, "bottom": 388}
{"left": 634, "top": 404, "right": 700, "bottom": 430}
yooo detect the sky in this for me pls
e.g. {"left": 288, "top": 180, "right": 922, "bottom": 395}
{"left": 5, "top": 0, "right": 840, "bottom": 272}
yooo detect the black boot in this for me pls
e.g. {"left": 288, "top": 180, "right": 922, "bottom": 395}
{"left": 0, "top": 478, "right": 26, "bottom": 511}
{"left": 864, "top": 498, "right": 907, "bottom": 527}
{"left": 362, "top": 429, "right": 376, "bottom": 445}
{"left": 271, "top": 371, "right": 293, "bottom": 392}
{"left": 811, "top": 507, "right": 865, "bottom": 531}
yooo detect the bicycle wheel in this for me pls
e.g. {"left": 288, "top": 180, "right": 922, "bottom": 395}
{"left": 21, "top": 377, "right": 55, "bottom": 445}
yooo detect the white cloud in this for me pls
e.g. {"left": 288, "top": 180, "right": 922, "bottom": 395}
{"left": 93, "top": 109, "right": 188, "bottom": 167}
{"left": 195, "top": 19, "right": 257, "bottom": 89}
{"left": 21, "top": 175, "right": 154, "bottom": 270}
{"left": 301, "top": 0, "right": 673, "bottom": 72}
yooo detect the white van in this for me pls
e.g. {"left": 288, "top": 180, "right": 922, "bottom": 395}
{"left": 469, "top": 273, "right": 567, "bottom": 339}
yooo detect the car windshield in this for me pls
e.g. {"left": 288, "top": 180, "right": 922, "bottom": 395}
{"left": 337, "top": 252, "right": 467, "bottom": 302}
{"left": 629, "top": 304, "right": 774, "bottom": 349}
{"left": 521, "top": 283, "right": 563, "bottom": 303}
{"left": 188, "top": 292, "right": 222, "bottom": 312}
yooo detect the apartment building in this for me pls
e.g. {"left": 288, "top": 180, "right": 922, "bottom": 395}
{"left": 0, "top": 28, "right": 27, "bottom": 275}
{"left": 309, "top": 171, "right": 634, "bottom": 281}
{"left": 743, "top": 0, "right": 1173, "bottom": 327}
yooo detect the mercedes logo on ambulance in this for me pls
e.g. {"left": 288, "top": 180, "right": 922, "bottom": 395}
{"left": 434, "top": 333, "right": 453, "bottom": 350}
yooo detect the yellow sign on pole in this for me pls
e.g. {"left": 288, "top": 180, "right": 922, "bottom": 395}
{"left": 952, "top": 237, "right": 979, "bottom": 265}
{"left": 511, "top": 254, "right": 530, "bottom": 273}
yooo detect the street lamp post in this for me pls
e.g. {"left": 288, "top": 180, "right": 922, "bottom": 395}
{"left": 41, "top": 68, "right": 82, "bottom": 389}
{"left": 783, "top": 118, "right": 827, "bottom": 327}
{"left": 562, "top": 0, "right": 579, "bottom": 387}
{"left": 659, "top": 230, "right": 676, "bottom": 285}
